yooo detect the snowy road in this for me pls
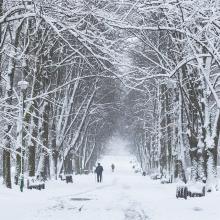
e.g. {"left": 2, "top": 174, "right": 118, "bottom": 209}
{"left": 1, "top": 150, "right": 220, "bottom": 220}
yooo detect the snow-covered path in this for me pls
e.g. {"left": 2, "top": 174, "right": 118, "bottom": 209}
{"left": 1, "top": 141, "right": 220, "bottom": 220}
{"left": 32, "top": 152, "right": 148, "bottom": 220}
{"left": 34, "top": 152, "right": 151, "bottom": 220}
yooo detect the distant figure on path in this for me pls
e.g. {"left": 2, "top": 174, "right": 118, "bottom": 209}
{"left": 95, "top": 163, "right": 104, "bottom": 182}
{"left": 111, "top": 164, "right": 115, "bottom": 172}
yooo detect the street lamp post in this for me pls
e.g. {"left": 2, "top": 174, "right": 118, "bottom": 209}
{"left": 18, "top": 80, "right": 29, "bottom": 192}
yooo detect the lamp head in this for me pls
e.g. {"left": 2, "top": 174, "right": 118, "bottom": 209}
{"left": 18, "top": 80, "right": 29, "bottom": 91}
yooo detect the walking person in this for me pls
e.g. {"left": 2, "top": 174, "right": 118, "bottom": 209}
{"left": 95, "top": 163, "right": 104, "bottom": 182}
{"left": 111, "top": 163, "right": 115, "bottom": 172}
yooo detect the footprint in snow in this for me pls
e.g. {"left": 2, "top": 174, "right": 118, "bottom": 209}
{"left": 124, "top": 208, "right": 149, "bottom": 220}
{"left": 122, "top": 184, "right": 131, "bottom": 189}
{"left": 193, "top": 207, "right": 203, "bottom": 211}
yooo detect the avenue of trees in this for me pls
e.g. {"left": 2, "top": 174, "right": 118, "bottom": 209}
{"left": 0, "top": 0, "right": 120, "bottom": 188}
{"left": 120, "top": 0, "right": 220, "bottom": 191}
{"left": 0, "top": 0, "right": 220, "bottom": 194}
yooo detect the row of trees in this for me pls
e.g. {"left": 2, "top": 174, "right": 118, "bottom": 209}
{"left": 114, "top": 0, "right": 220, "bottom": 191}
{"left": 0, "top": 0, "right": 121, "bottom": 188}
{"left": 1, "top": 0, "right": 220, "bottom": 193}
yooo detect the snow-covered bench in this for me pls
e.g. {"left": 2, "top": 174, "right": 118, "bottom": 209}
{"left": 176, "top": 183, "right": 188, "bottom": 199}
{"left": 142, "top": 171, "right": 146, "bottom": 176}
{"left": 161, "top": 176, "right": 172, "bottom": 184}
{"left": 150, "top": 173, "right": 161, "bottom": 180}
{"left": 59, "top": 174, "right": 73, "bottom": 183}
{"left": 83, "top": 170, "right": 89, "bottom": 175}
{"left": 187, "top": 182, "right": 205, "bottom": 197}
{"left": 66, "top": 175, "right": 73, "bottom": 183}
{"left": 134, "top": 169, "right": 141, "bottom": 173}
{"left": 59, "top": 173, "right": 66, "bottom": 181}
{"left": 176, "top": 181, "right": 206, "bottom": 199}
{"left": 27, "top": 177, "right": 45, "bottom": 190}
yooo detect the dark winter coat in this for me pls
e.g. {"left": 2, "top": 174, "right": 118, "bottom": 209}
{"left": 95, "top": 165, "right": 103, "bottom": 174}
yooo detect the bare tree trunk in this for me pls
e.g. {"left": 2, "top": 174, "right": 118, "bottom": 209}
{"left": 0, "top": 0, "right": 3, "bottom": 96}
{"left": 51, "top": 119, "right": 58, "bottom": 179}
{"left": 28, "top": 112, "right": 38, "bottom": 177}
{"left": 206, "top": 111, "right": 220, "bottom": 190}
{"left": 3, "top": 134, "right": 12, "bottom": 188}
{"left": 3, "top": 68, "right": 15, "bottom": 188}
{"left": 43, "top": 101, "right": 50, "bottom": 180}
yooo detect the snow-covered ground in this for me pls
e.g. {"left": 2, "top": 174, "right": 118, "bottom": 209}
{"left": 1, "top": 140, "right": 220, "bottom": 220}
